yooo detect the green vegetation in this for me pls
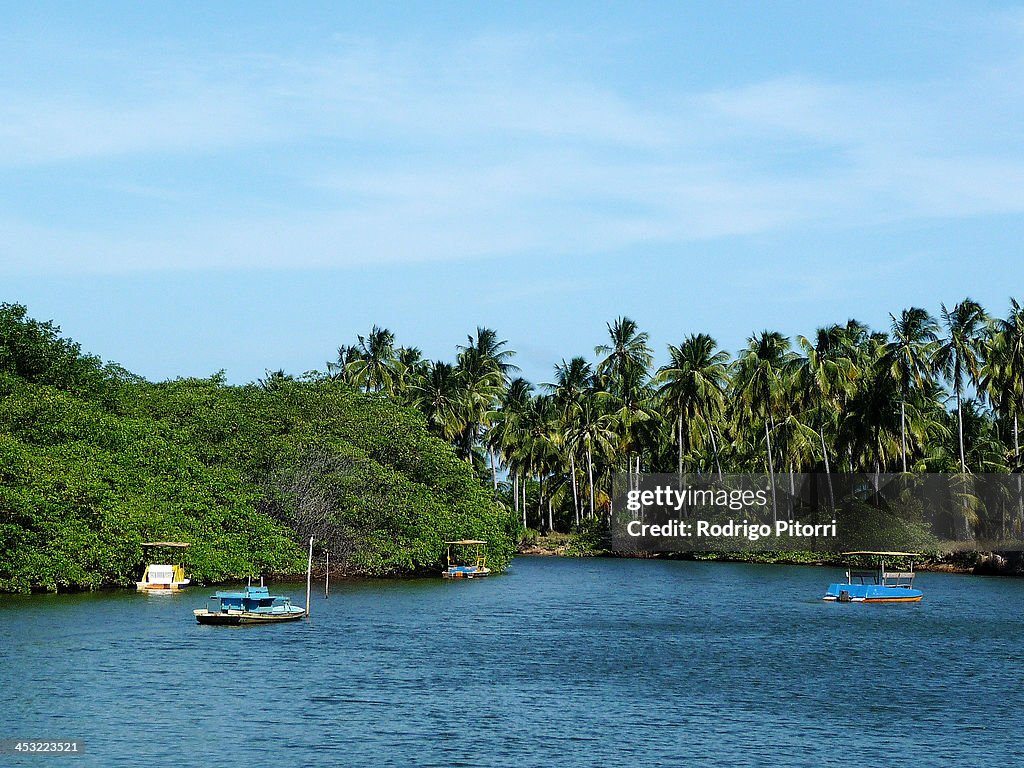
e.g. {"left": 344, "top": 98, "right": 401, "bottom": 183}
{"left": 326, "top": 299, "right": 1024, "bottom": 544}
{"left": 0, "top": 304, "right": 515, "bottom": 592}
{"left": 325, "top": 296, "right": 1024, "bottom": 536}
{"left": 5, "top": 294, "right": 1024, "bottom": 591}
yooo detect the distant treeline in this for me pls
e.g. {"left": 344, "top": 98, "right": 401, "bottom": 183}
{"left": 316, "top": 299, "right": 1024, "bottom": 536}
{"left": 0, "top": 303, "right": 515, "bottom": 592}
{"left": 4, "top": 296, "right": 1022, "bottom": 592}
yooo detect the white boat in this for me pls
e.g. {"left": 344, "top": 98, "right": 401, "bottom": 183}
{"left": 136, "top": 542, "right": 191, "bottom": 592}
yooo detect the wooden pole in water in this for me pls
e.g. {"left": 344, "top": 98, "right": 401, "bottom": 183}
{"left": 305, "top": 537, "right": 313, "bottom": 619}
{"left": 324, "top": 551, "right": 330, "bottom": 598}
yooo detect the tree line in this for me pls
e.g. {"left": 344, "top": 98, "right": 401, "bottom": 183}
{"left": 0, "top": 303, "right": 515, "bottom": 591}
{"left": 317, "top": 298, "right": 1024, "bottom": 534}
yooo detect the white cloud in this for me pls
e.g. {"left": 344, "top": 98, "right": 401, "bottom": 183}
{"left": 2, "top": 25, "right": 1024, "bottom": 275}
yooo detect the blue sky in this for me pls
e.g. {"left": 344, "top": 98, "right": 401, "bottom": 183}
{"left": 2, "top": 1, "right": 1023, "bottom": 384}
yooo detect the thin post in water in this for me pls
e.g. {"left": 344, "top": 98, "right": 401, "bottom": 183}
{"left": 324, "top": 551, "right": 330, "bottom": 598}
{"left": 305, "top": 537, "right": 313, "bottom": 618}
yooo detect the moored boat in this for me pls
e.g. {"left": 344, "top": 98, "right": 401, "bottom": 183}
{"left": 193, "top": 583, "right": 305, "bottom": 625}
{"left": 823, "top": 551, "right": 923, "bottom": 603}
{"left": 442, "top": 540, "right": 490, "bottom": 579}
{"left": 136, "top": 542, "right": 191, "bottom": 592}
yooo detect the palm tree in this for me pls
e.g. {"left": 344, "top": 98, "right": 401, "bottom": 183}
{"left": 595, "top": 317, "right": 654, "bottom": 384}
{"left": 518, "top": 394, "right": 560, "bottom": 531}
{"left": 257, "top": 369, "right": 294, "bottom": 391}
{"left": 595, "top": 317, "right": 654, "bottom": 490}
{"left": 733, "top": 331, "right": 792, "bottom": 520}
{"left": 936, "top": 299, "right": 988, "bottom": 472}
{"left": 982, "top": 301, "right": 1024, "bottom": 533}
{"left": 392, "top": 346, "right": 427, "bottom": 403}
{"left": 832, "top": 321, "right": 890, "bottom": 472}
{"left": 491, "top": 377, "right": 534, "bottom": 527}
{"left": 461, "top": 327, "right": 519, "bottom": 381}
{"left": 788, "top": 326, "right": 857, "bottom": 508}
{"left": 983, "top": 300, "right": 1024, "bottom": 470}
{"left": 410, "top": 361, "right": 466, "bottom": 444}
{"left": 457, "top": 328, "right": 517, "bottom": 483}
{"left": 838, "top": 349, "right": 903, "bottom": 477}
{"left": 655, "top": 334, "right": 730, "bottom": 481}
{"left": 886, "top": 308, "right": 939, "bottom": 472}
{"left": 547, "top": 357, "right": 595, "bottom": 524}
{"left": 564, "top": 392, "right": 618, "bottom": 521}
{"left": 327, "top": 344, "right": 361, "bottom": 385}
{"left": 347, "top": 326, "right": 397, "bottom": 393}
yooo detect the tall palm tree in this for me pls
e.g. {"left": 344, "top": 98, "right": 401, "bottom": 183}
{"left": 788, "top": 326, "right": 857, "bottom": 508}
{"left": 982, "top": 301, "right": 1024, "bottom": 532}
{"left": 347, "top": 326, "right": 398, "bottom": 393}
{"left": 886, "top": 308, "right": 939, "bottom": 472}
{"left": 491, "top": 377, "right": 534, "bottom": 527}
{"left": 832, "top": 320, "right": 890, "bottom": 472}
{"left": 564, "top": 392, "right": 618, "bottom": 521}
{"left": 983, "top": 300, "right": 1024, "bottom": 471}
{"left": 457, "top": 328, "right": 517, "bottom": 483}
{"left": 461, "top": 327, "right": 519, "bottom": 381}
{"left": 327, "top": 344, "right": 362, "bottom": 385}
{"left": 655, "top": 334, "right": 730, "bottom": 481}
{"left": 595, "top": 317, "right": 653, "bottom": 386}
{"left": 733, "top": 331, "right": 793, "bottom": 519}
{"left": 838, "top": 348, "right": 903, "bottom": 477}
{"left": 410, "top": 361, "right": 466, "bottom": 444}
{"left": 392, "top": 346, "right": 427, "bottom": 403}
{"left": 595, "top": 317, "right": 654, "bottom": 490}
{"left": 936, "top": 299, "right": 988, "bottom": 472}
{"left": 518, "top": 394, "right": 560, "bottom": 531}
{"left": 547, "top": 357, "right": 595, "bottom": 523}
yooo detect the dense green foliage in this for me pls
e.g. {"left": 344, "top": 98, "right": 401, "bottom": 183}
{"left": 326, "top": 300, "right": 1024, "bottom": 541}
{"left": 0, "top": 304, "right": 515, "bottom": 592}
{"left": 6, "top": 293, "right": 1024, "bottom": 591}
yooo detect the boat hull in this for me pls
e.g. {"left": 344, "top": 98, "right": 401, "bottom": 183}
{"left": 193, "top": 608, "right": 306, "bottom": 625}
{"left": 443, "top": 567, "right": 490, "bottom": 579}
{"left": 823, "top": 583, "right": 923, "bottom": 603}
{"left": 136, "top": 581, "right": 189, "bottom": 592}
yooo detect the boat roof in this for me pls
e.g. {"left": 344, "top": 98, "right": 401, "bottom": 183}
{"left": 142, "top": 541, "right": 190, "bottom": 548}
{"left": 445, "top": 539, "right": 487, "bottom": 545}
{"left": 214, "top": 586, "right": 273, "bottom": 598}
{"left": 842, "top": 551, "right": 919, "bottom": 556}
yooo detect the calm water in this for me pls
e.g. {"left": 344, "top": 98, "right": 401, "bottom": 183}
{"left": 2, "top": 557, "right": 1023, "bottom": 767}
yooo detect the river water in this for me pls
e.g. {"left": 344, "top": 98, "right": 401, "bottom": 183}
{"left": 2, "top": 556, "right": 1022, "bottom": 767}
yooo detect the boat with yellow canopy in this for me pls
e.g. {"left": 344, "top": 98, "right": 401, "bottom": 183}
{"left": 442, "top": 540, "right": 490, "bottom": 579}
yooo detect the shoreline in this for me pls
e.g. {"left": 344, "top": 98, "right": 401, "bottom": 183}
{"left": 3, "top": 544, "right": 1019, "bottom": 596}
{"left": 516, "top": 536, "right": 1024, "bottom": 576}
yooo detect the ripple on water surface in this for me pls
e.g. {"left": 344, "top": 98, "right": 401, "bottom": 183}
{"left": 3, "top": 558, "right": 1024, "bottom": 767}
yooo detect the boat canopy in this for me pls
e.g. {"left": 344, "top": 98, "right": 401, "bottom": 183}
{"left": 445, "top": 540, "right": 487, "bottom": 545}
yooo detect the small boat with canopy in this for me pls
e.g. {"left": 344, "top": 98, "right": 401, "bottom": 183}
{"left": 136, "top": 542, "right": 191, "bottom": 592}
{"left": 193, "top": 578, "right": 305, "bottom": 625}
{"left": 823, "top": 551, "right": 923, "bottom": 603}
{"left": 442, "top": 540, "right": 490, "bottom": 579}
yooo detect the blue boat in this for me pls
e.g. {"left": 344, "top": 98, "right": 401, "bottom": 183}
{"left": 443, "top": 540, "right": 491, "bottom": 579}
{"left": 193, "top": 582, "right": 306, "bottom": 625}
{"left": 823, "top": 551, "right": 923, "bottom": 603}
